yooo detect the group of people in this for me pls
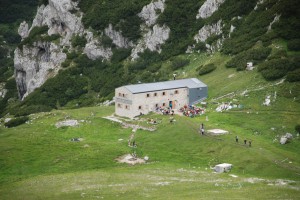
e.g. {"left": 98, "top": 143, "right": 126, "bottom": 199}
{"left": 179, "top": 105, "right": 205, "bottom": 118}
{"left": 236, "top": 136, "right": 252, "bottom": 147}
{"left": 156, "top": 106, "right": 175, "bottom": 115}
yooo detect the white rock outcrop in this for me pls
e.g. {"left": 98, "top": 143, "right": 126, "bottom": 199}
{"left": 14, "top": 42, "right": 66, "bottom": 99}
{"left": 131, "top": 24, "right": 170, "bottom": 59}
{"left": 104, "top": 24, "right": 133, "bottom": 48}
{"left": 84, "top": 38, "right": 113, "bottom": 60}
{"left": 267, "top": 14, "right": 280, "bottom": 31}
{"left": 196, "top": 0, "right": 226, "bottom": 19}
{"left": 254, "top": 0, "right": 265, "bottom": 10}
{"left": 131, "top": 0, "right": 169, "bottom": 59}
{"left": 194, "top": 20, "right": 223, "bottom": 43}
{"left": 31, "top": 0, "right": 84, "bottom": 46}
{"left": 18, "top": 21, "right": 29, "bottom": 39}
{"left": 0, "top": 83, "right": 7, "bottom": 98}
{"left": 138, "top": 0, "right": 165, "bottom": 26}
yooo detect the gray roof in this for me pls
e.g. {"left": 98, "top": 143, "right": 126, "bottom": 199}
{"left": 123, "top": 78, "right": 207, "bottom": 94}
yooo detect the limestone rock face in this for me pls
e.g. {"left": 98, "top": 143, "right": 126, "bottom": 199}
{"left": 131, "top": 24, "right": 170, "bottom": 59}
{"left": 267, "top": 14, "right": 280, "bottom": 31}
{"left": 84, "top": 38, "right": 113, "bottom": 60}
{"left": 14, "top": 42, "right": 66, "bottom": 100}
{"left": 138, "top": 0, "right": 166, "bottom": 26}
{"left": 0, "top": 83, "right": 7, "bottom": 98}
{"left": 18, "top": 21, "right": 29, "bottom": 39}
{"left": 196, "top": 0, "right": 226, "bottom": 19}
{"left": 131, "top": 0, "right": 169, "bottom": 59}
{"left": 104, "top": 24, "right": 133, "bottom": 48}
{"left": 194, "top": 20, "right": 223, "bottom": 43}
{"left": 31, "top": 0, "right": 84, "bottom": 46}
{"left": 193, "top": 20, "right": 223, "bottom": 53}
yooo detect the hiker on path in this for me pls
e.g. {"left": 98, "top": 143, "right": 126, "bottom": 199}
{"left": 201, "top": 128, "right": 205, "bottom": 135}
{"left": 244, "top": 139, "right": 247, "bottom": 145}
{"left": 249, "top": 140, "right": 252, "bottom": 147}
{"left": 236, "top": 136, "right": 239, "bottom": 143}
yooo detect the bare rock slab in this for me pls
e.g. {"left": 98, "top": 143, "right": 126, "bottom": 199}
{"left": 214, "top": 163, "right": 232, "bottom": 173}
{"left": 207, "top": 129, "right": 229, "bottom": 135}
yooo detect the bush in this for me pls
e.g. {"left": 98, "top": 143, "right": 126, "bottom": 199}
{"left": 18, "top": 26, "right": 48, "bottom": 47}
{"left": 170, "top": 58, "right": 190, "bottom": 71}
{"left": 14, "top": 105, "right": 52, "bottom": 117}
{"left": 286, "top": 69, "right": 300, "bottom": 82}
{"left": 197, "top": 63, "right": 217, "bottom": 75}
{"left": 71, "top": 34, "right": 87, "bottom": 48}
{"left": 111, "top": 48, "right": 131, "bottom": 63}
{"left": 295, "top": 124, "right": 300, "bottom": 133}
{"left": 258, "top": 58, "right": 292, "bottom": 80}
{"left": 4, "top": 116, "right": 29, "bottom": 128}
{"left": 226, "top": 47, "right": 271, "bottom": 70}
{"left": 287, "top": 39, "right": 300, "bottom": 51}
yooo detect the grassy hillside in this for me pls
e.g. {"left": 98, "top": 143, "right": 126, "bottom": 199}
{"left": 1, "top": 54, "right": 300, "bottom": 199}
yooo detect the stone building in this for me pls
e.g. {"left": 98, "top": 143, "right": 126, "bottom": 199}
{"left": 115, "top": 78, "right": 207, "bottom": 118}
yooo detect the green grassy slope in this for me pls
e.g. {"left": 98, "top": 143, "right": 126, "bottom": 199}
{"left": 0, "top": 53, "right": 300, "bottom": 199}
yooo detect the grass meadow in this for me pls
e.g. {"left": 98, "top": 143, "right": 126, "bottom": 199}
{"left": 1, "top": 53, "right": 300, "bottom": 199}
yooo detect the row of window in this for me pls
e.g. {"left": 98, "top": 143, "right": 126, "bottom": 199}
{"left": 118, "top": 93, "right": 126, "bottom": 97}
{"left": 118, "top": 90, "right": 179, "bottom": 98}
{"left": 117, "top": 103, "right": 130, "bottom": 110}
{"left": 146, "top": 90, "right": 179, "bottom": 98}
{"left": 118, "top": 103, "right": 168, "bottom": 110}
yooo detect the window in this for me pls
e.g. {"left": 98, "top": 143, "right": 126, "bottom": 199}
{"left": 162, "top": 103, "right": 166, "bottom": 106}
{"left": 122, "top": 93, "right": 125, "bottom": 97}
{"left": 118, "top": 103, "right": 122, "bottom": 108}
{"left": 146, "top": 94, "right": 150, "bottom": 97}
{"left": 125, "top": 105, "right": 130, "bottom": 110}
{"left": 162, "top": 92, "right": 166, "bottom": 96}
{"left": 174, "top": 90, "right": 179, "bottom": 94}
{"left": 118, "top": 93, "right": 122, "bottom": 97}
{"left": 154, "top": 93, "right": 157, "bottom": 97}
{"left": 138, "top": 106, "right": 142, "bottom": 110}
{"left": 155, "top": 103, "right": 159, "bottom": 107}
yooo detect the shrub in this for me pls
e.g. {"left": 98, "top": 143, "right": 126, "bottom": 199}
{"left": 197, "top": 63, "right": 217, "bottom": 75}
{"left": 14, "top": 105, "right": 52, "bottom": 116}
{"left": 18, "top": 26, "right": 48, "bottom": 47}
{"left": 286, "top": 69, "right": 300, "bottom": 82}
{"left": 111, "top": 48, "right": 131, "bottom": 63}
{"left": 61, "top": 59, "right": 71, "bottom": 68}
{"left": 100, "top": 35, "right": 114, "bottom": 48}
{"left": 258, "top": 58, "right": 292, "bottom": 80}
{"left": 170, "top": 58, "right": 190, "bottom": 71}
{"left": 42, "top": 34, "right": 60, "bottom": 42}
{"left": 295, "top": 124, "right": 300, "bottom": 133}
{"left": 4, "top": 116, "right": 29, "bottom": 128}
{"left": 226, "top": 47, "right": 271, "bottom": 70}
{"left": 71, "top": 34, "right": 87, "bottom": 48}
{"left": 287, "top": 39, "right": 300, "bottom": 51}
{"left": 194, "top": 42, "right": 207, "bottom": 51}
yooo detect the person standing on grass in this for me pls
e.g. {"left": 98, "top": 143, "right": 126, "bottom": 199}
{"left": 236, "top": 136, "right": 239, "bottom": 143}
{"left": 244, "top": 139, "right": 247, "bottom": 145}
{"left": 249, "top": 140, "right": 252, "bottom": 147}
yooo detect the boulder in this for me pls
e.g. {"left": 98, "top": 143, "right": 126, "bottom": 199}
{"left": 280, "top": 137, "right": 288, "bottom": 145}
{"left": 214, "top": 163, "right": 232, "bottom": 173}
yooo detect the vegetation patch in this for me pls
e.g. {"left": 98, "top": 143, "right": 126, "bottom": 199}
{"left": 170, "top": 57, "right": 190, "bottom": 71}
{"left": 197, "top": 63, "right": 217, "bottom": 75}
{"left": 226, "top": 47, "right": 271, "bottom": 71}
{"left": 4, "top": 116, "right": 29, "bottom": 128}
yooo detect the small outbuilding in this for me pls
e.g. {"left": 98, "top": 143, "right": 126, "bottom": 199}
{"left": 115, "top": 78, "right": 207, "bottom": 118}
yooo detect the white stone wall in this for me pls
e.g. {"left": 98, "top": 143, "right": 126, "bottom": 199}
{"left": 115, "top": 87, "right": 189, "bottom": 118}
{"left": 115, "top": 87, "right": 133, "bottom": 118}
